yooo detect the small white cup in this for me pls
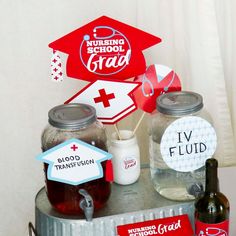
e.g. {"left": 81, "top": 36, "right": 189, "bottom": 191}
{"left": 108, "top": 130, "right": 140, "bottom": 185}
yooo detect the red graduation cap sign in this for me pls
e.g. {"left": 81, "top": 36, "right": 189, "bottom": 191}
{"left": 65, "top": 79, "right": 140, "bottom": 124}
{"left": 49, "top": 16, "right": 161, "bottom": 82}
{"left": 133, "top": 64, "right": 182, "bottom": 113}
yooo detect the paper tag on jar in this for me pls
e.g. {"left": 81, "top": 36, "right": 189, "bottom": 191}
{"left": 160, "top": 116, "right": 217, "bottom": 172}
{"left": 122, "top": 156, "right": 138, "bottom": 171}
{"left": 37, "top": 138, "right": 112, "bottom": 185}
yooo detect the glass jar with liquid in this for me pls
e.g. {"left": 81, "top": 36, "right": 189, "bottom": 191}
{"left": 41, "top": 103, "right": 111, "bottom": 215}
{"left": 149, "top": 91, "right": 216, "bottom": 201}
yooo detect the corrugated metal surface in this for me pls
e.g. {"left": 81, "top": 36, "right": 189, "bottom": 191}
{"left": 35, "top": 168, "right": 194, "bottom": 236}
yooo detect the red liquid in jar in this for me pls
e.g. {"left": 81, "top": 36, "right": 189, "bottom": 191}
{"left": 43, "top": 141, "right": 111, "bottom": 215}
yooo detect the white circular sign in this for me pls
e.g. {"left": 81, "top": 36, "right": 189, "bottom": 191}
{"left": 160, "top": 116, "right": 217, "bottom": 172}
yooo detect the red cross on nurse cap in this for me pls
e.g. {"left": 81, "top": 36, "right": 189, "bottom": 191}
{"left": 49, "top": 15, "right": 162, "bottom": 82}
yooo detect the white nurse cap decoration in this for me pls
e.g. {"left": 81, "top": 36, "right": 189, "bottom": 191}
{"left": 65, "top": 79, "right": 140, "bottom": 124}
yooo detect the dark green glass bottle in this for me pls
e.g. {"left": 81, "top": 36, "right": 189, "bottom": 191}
{"left": 195, "top": 158, "right": 230, "bottom": 235}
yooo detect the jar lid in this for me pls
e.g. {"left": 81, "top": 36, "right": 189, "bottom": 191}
{"left": 48, "top": 103, "right": 97, "bottom": 129}
{"left": 156, "top": 91, "right": 203, "bottom": 115}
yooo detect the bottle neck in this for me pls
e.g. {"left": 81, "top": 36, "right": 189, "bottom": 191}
{"left": 205, "top": 161, "right": 219, "bottom": 193}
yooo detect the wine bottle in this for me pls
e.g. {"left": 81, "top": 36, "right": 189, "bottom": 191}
{"left": 195, "top": 158, "right": 230, "bottom": 236}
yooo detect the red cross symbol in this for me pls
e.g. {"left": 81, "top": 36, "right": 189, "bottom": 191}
{"left": 94, "top": 89, "right": 115, "bottom": 108}
{"left": 70, "top": 144, "right": 78, "bottom": 151}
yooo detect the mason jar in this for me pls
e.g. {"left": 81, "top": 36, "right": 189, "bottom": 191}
{"left": 149, "top": 91, "right": 216, "bottom": 201}
{"left": 108, "top": 130, "right": 140, "bottom": 185}
{"left": 41, "top": 103, "right": 111, "bottom": 215}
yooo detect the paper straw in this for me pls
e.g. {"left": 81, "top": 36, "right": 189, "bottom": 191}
{"left": 133, "top": 112, "right": 146, "bottom": 136}
{"left": 114, "top": 123, "right": 122, "bottom": 140}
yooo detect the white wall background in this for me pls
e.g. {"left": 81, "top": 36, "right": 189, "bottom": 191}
{"left": 0, "top": 0, "right": 235, "bottom": 235}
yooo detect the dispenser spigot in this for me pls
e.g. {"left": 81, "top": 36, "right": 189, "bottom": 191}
{"left": 79, "top": 189, "right": 94, "bottom": 221}
{"left": 187, "top": 182, "right": 204, "bottom": 198}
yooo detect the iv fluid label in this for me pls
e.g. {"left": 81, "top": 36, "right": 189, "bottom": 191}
{"left": 160, "top": 116, "right": 217, "bottom": 172}
{"left": 195, "top": 220, "right": 229, "bottom": 236}
{"left": 37, "top": 138, "right": 112, "bottom": 185}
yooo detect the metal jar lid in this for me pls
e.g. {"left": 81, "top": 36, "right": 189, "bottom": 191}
{"left": 48, "top": 103, "right": 97, "bottom": 129}
{"left": 156, "top": 91, "right": 203, "bottom": 116}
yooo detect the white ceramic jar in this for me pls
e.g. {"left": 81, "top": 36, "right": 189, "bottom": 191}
{"left": 108, "top": 130, "right": 140, "bottom": 185}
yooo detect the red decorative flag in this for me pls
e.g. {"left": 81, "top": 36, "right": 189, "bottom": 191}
{"left": 105, "top": 160, "right": 114, "bottom": 182}
{"left": 65, "top": 79, "right": 140, "bottom": 124}
{"left": 49, "top": 16, "right": 161, "bottom": 82}
{"left": 133, "top": 64, "right": 182, "bottom": 113}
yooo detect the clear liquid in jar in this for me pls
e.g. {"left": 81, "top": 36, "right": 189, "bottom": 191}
{"left": 149, "top": 137, "right": 205, "bottom": 201}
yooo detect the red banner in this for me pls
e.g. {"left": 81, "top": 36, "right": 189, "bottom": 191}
{"left": 117, "top": 214, "right": 193, "bottom": 236}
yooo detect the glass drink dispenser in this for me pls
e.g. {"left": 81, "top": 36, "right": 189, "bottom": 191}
{"left": 41, "top": 103, "right": 111, "bottom": 215}
{"left": 149, "top": 91, "right": 216, "bottom": 201}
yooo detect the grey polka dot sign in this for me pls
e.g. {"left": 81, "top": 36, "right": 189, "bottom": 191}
{"left": 160, "top": 116, "right": 217, "bottom": 172}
